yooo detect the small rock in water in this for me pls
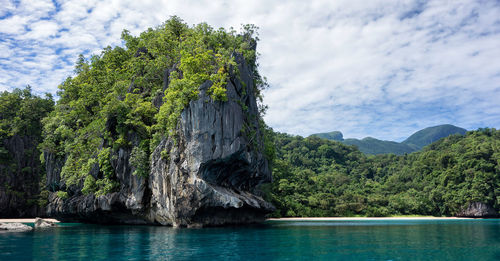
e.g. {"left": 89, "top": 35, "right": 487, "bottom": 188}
{"left": 0, "top": 222, "right": 33, "bottom": 232}
{"left": 187, "top": 223, "right": 203, "bottom": 229}
{"left": 34, "top": 217, "right": 57, "bottom": 228}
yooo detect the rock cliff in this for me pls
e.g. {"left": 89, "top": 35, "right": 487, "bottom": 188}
{"left": 45, "top": 53, "right": 274, "bottom": 226}
{"left": 0, "top": 135, "right": 44, "bottom": 217}
{"left": 456, "top": 202, "right": 498, "bottom": 218}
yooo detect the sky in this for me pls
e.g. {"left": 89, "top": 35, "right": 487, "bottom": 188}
{"left": 1, "top": 0, "right": 499, "bottom": 141}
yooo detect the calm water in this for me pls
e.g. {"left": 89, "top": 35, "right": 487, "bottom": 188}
{"left": 1, "top": 219, "right": 499, "bottom": 260}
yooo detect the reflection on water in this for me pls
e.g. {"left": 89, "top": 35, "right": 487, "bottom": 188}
{"left": 1, "top": 220, "right": 499, "bottom": 260}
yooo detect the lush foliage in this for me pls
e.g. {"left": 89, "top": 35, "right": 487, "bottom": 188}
{"left": 0, "top": 87, "right": 54, "bottom": 144}
{"left": 40, "top": 17, "right": 263, "bottom": 196}
{"left": 267, "top": 129, "right": 500, "bottom": 217}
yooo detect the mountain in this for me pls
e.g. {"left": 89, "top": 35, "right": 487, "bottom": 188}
{"left": 343, "top": 137, "right": 415, "bottom": 155}
{"left": 402, "top": 124, "right": 467, "bottom": 149}
{"left": 311, "top": 131, "right": 344, "bottom": 141}
{"left": 310, "top": 124, "right": 467, "bottom": 155}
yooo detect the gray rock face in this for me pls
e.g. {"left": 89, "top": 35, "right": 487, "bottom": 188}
{"left": 44, "top": 151, "right": 64, "bottom": 192}
{"left": 34, "top": 217, "right": 57, "bottom": 228}
{"left": 148, "top": 57, "right": 274, "bottom": 226}
{"left": 456, "top": 202, "right": 498, "bottom": 218}
{"left": 0, "top": 222, "right": 33, "bottom": 232}
{"left": 45, "top": 53, "right": 273, "bottom": 226}
{"left": 0, "top": 135, "right": 44, "bottom": 218}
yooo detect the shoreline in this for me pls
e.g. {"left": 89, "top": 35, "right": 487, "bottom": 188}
{"left": 0, "top": 218, "right": 61, "bottom": 223}
{"left": 266, "top": 217, "right": 478, "bottom": 221}
{"left": 0, "top": 217, "right": 485, "bottom": 224}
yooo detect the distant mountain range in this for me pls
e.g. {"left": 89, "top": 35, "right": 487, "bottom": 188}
{"left": 310, "top": 124, "right": 467, "bottom": 155}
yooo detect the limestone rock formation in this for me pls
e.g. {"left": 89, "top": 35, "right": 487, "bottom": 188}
{"left": 45, "top": 53, "right": 274, "bottom": 226}
{"left": 456, "top": 202, "right": 498, "bottom": 218}
{"left": 0, "top": 222, "right": 33, "bottom": 232}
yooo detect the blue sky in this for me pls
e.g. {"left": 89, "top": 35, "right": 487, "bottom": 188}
{"left": 1, "top": 0, "right": 499, "bottom": 141}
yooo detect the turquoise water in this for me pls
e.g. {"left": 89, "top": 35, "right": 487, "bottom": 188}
{"left": 1, "top": 219, "right": 499, "bottom": 260}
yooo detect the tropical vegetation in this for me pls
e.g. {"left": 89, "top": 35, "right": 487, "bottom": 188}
{"left": 265, "top": 129, "right": 500, "bottom": 217}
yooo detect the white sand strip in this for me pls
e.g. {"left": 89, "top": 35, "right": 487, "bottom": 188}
{"left": 267, "top": 217, "right": 476, "bottom": 221}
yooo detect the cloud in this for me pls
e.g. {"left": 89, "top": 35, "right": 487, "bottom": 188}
{"left": 0, "top": 15, "right": 28, "bottom": 34}
{"left": 23, "top": 20, "right": 59, "bottom": 39}
{"left": 0, "top": 0, "right": 499, "bottom": 140}
{"left": 258, "top": 0, "right": 500, "bottom": 140}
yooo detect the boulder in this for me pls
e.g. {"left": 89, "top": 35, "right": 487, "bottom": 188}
{"left": 456, "top": 202, "right": 498, "bottom": 218}
{"left": 0, "top": 222, "right": 33, "bottom": 232}
{"left": 34, "top": 218, "right": 57, "bottom": 228}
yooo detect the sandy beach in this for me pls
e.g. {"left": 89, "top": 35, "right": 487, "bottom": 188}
{"left": 0, "top": 218, "right": 60, "bottom": 223}
{"left": 267, "top": 217, "right": 476, "bottom": 221}
{"left": 1, "top": 217, "right": 479, "bottom": 223}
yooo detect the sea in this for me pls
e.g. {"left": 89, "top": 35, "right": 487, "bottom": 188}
{"left": 1, "top": 219, "right": 499, "bottom": 260}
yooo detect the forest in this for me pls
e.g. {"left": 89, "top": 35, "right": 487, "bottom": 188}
{"left": 264, "top": 130, "right": 500, "bottom": 217}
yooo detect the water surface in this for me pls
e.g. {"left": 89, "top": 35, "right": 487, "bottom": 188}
{"left": 1, "top": 219, "right": 499, "bottom": 260}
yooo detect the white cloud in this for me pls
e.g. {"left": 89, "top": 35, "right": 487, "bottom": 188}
{"left": 17, "top": 0, "right": 55, "bottom": 20}
{"left": 0, "top": 42, "right": 13, "bottom": 58}
{"left": 0, "top": 15, "right": 28, "bottom": 34}
{"left": 23, "top": 20, "right": 59, "bottom": 39}
{"left": 0, "top": 0, "right": 499, "bottom": 140}
{"left": 0, "top": 0, "right": 15, "bottom": 17}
